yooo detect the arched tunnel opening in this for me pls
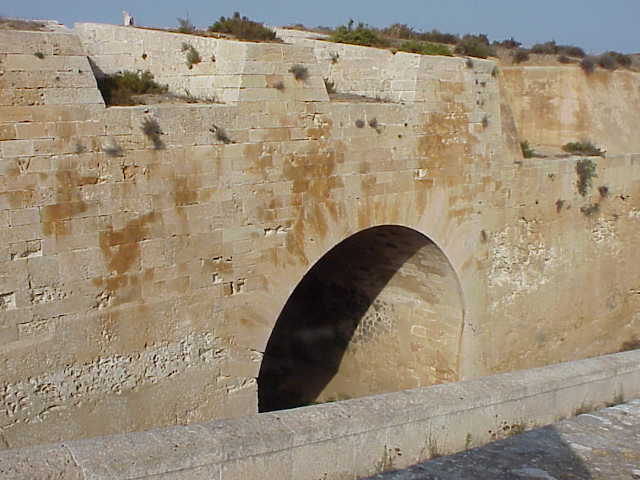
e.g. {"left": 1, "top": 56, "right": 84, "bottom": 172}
{"left": 258, "top": 225, "right": 465, "bottom": 412}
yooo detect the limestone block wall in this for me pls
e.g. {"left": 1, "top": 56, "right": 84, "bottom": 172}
{"left": 75, "top": 23, "right": 328, "bottom": 104}
{"left": 475, "top": 153, "right": 640, "bottom": 376}
{"left": 274, "top": 27, "right": 329, "bottom": 43}
{"left": 501, "top": 66, "right": 640, "bottom": 155}
{"left": 0, "top": 24, "right": 639, "bottom": 451}
{"left": 280, "top": 36, "right": 498, "bottom": 108}
{"left": 0, "top": 29, "right": 104, "bottom": 108}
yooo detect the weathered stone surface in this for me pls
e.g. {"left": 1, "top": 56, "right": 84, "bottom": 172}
{"left": 365, "top": 399, "right": 640, "bottom": 480}
{"left": 0, "top": 352, "right": 639, "bottom": 479}
{"left": 0, "top": 444, "right": 83, "bottom": 480}
{"left": 0, "top": 23, "right": 639, "bottom": 450}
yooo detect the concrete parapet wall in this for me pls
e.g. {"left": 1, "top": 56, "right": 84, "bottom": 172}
{"left": 1, "top": 350, "right": 639, "bottom": 479}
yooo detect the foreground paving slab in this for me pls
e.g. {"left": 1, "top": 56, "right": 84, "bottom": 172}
{"left": 364, "top": 399, "right": 640, "bottom": 480}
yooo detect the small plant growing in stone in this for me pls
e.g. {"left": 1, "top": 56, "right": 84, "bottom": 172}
{"left": 210, "top": 124, "right": 232, "bottom": 144}
{"left": 597, "top": 53, "right": 617, "bottom": 71}
{"left": 330, "top": 52, "right": 340, "bottom": 64}
{"left": 329, "top": 20, "right": 386, "bottom": 47}
{"left": 531, "top": 40, "right": 585, "bottom": 58}
{"left": 555, "top": 199, "right": 565, "bottom": 213}
{"left": 141, "top": 117, "right": 164, "bottom": 149}
{"left": 598, "top": 185, "right": 609, "bottom": 198}
{"left": 580, "top": 203, "right": 600, "bottom": 216}
{"left": 182, "top": 89, "right": 198, "bottom": 103}
{"left": 606, "top": 51, "right": 632, "bottom": 68}
{"left": 273, "top": 80, "right": 285, "bottom": 91}
{"left": 620, "top": 337, "right": 640, "bottom": 352}
{"left": 103, "top": 139, "right": 124, "bottom": 157}
{"left": 481, "top": 115, "right": 489, "bottom": 129}
{"left": 0, "top": 16, "right": 47, "bottom": 31}
{"left": 96, "top": 70, "right": 168, "bottom": 106}
{"left": 465, "top": 57, "right": 474, "bottom": 69}
{"left": 558, "top": 55, "right": 572, "bottom": 64}
{"left": 611, "top": 392, "right": 625, "bottom": 406}
{"left": 575, "top": 158, "right": 598, "bottom": 196}
{"left": 455, "top": 34, "right": 496, "bottom": 59}
{"left": 289, "top": 64, "right": 309, "bottom": 81}
{"left": 559, "top": 45, "right": 586, "bottom": 58}
{"left": 177, "top": 17, "right": 195, "bottom": 34}
{"left": 73, "top": 141, "right": 86, "bottom": 154}
{"left": 509, "top": 423, "right": 526, "bottom": 436}
{"left": 355, "top": 119, "right": 365, "bottom": 128}
{"left": 574, "top": 403, "right": 592, "bottom": 415}
{"left": 182, "top": 43, "right": 202, "bottom": 69}
{"left": 580, "top": 56, "right": 596, "bottom": 74}
{"left": 531, "top": 40, "right": 558, "bottom": 55}
{"left": 142, "top": 53, "right": 148, "bottom": 60}
{"left": 34, "top": 51, "right": 45, "bottom": 59}
{"left": 512, "top": 49, "right": 530, "bottom": 64}
{"left": 520, "top": 140, "right": 535, "bottom": 158}
{"left": 398, "top": 40, "right": 452, "bottom": 56}
{"left": 494, "top": 37, "right": 521, "bottom": 49}
{"left": 323, "top": 78, "right": 336, "bottom": 94}
{"left": 208, "top": 12, "right": 277, "bottom": 41}
{"left": 563, "top": 140, "right": 604, "bottom": 157}
{"left": 369, "top": 117, "right": 381, "bottom": 133}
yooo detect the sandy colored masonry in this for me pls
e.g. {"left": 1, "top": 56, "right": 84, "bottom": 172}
{"left": 0, "top": 23, "right": 640, "bottom": 449}
{"left": 1, "top": 349, "right": 639, "bottom": 479}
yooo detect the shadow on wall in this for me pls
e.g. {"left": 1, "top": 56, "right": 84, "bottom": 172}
{"left": 258, "top": 225, "right": 464, "bottom": 412}
{"left": 365, "top": 426, "right": 594, "bottom": 479}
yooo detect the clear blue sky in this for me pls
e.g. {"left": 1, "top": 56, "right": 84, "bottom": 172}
{"left": 2, "top": 0, "right": 638, "bottom": 53}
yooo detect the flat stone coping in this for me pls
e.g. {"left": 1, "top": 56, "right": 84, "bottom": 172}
{"left": 1, "top": 350, "right": 639, "bottom": 479}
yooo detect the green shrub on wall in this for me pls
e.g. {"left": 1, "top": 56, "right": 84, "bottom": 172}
{"left": 520, "top": 140, "right": 535, "bottom": 158}
{"left": 177, "top": 17, "right": 195, "bottom": 34}
{"left": 563, "top": 140, "right": 604, "bottom": 157}
{"left": 208, "top": 12, "right": 276, "bottom": 41}
{"left": 330, "top": 20, "right": 387, "bottom": 47}
{"left": 181, "top": 43, "right": 202, "bottom": 69}
{"left": 398, "top": 40, "right": 452, "bottom": 56}
{"left": 575, "top": 158, "right": 598, "bottom": 197}
{"left": 96, "top": 70, "right": 167, "bottom": 106}
{"left": 454, "top": 34, "right": 496, "bottom": 58}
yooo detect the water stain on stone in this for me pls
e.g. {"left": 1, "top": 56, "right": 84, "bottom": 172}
{"left": 99, "top": 212, "right": 157, "bottom": 276}
{"left": 415, "top": 93, "right": 477, "bottom": 214}
{"left": 286, "top": 215, "right": 308, "bottom": 265}
{"left": 358, "top": 162, "right": 370, "bottom": 174}
{"left": 1, "top": 188, "right": 33, "bottom": 210}
{"left": 587, "top": 70, "right": 612, "bottom": 88}
{"left": 282, "top": 142, "right": 342, "bottom": 265}
{"left": 307, "top": 116, "right": 333, "bottom": 141}
{"left": 42, "top": 202, "right": 86, "bottom": 236}
{"left": 42, "top": 169, "right": 98, "bottom": 237}
{"left": 173, "top": 177, "right": 198, "bottom": 207}
{"left": 245, "top": 143, "right": 275, "bottom": 179}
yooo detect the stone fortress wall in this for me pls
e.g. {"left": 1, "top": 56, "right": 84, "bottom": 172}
{"left": 3, "top": 349, "right": 639, "bottom": 480}
{"left": 0, "top": 23, "right": 640, "bottom": 449}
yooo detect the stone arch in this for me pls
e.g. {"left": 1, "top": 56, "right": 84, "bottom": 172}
{"left": 257, "top": 225, "right": 465, "bottom": 412}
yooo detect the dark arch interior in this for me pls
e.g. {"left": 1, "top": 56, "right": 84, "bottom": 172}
{"left": 257, "top": 225, "right": 463, "bottom": 412}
